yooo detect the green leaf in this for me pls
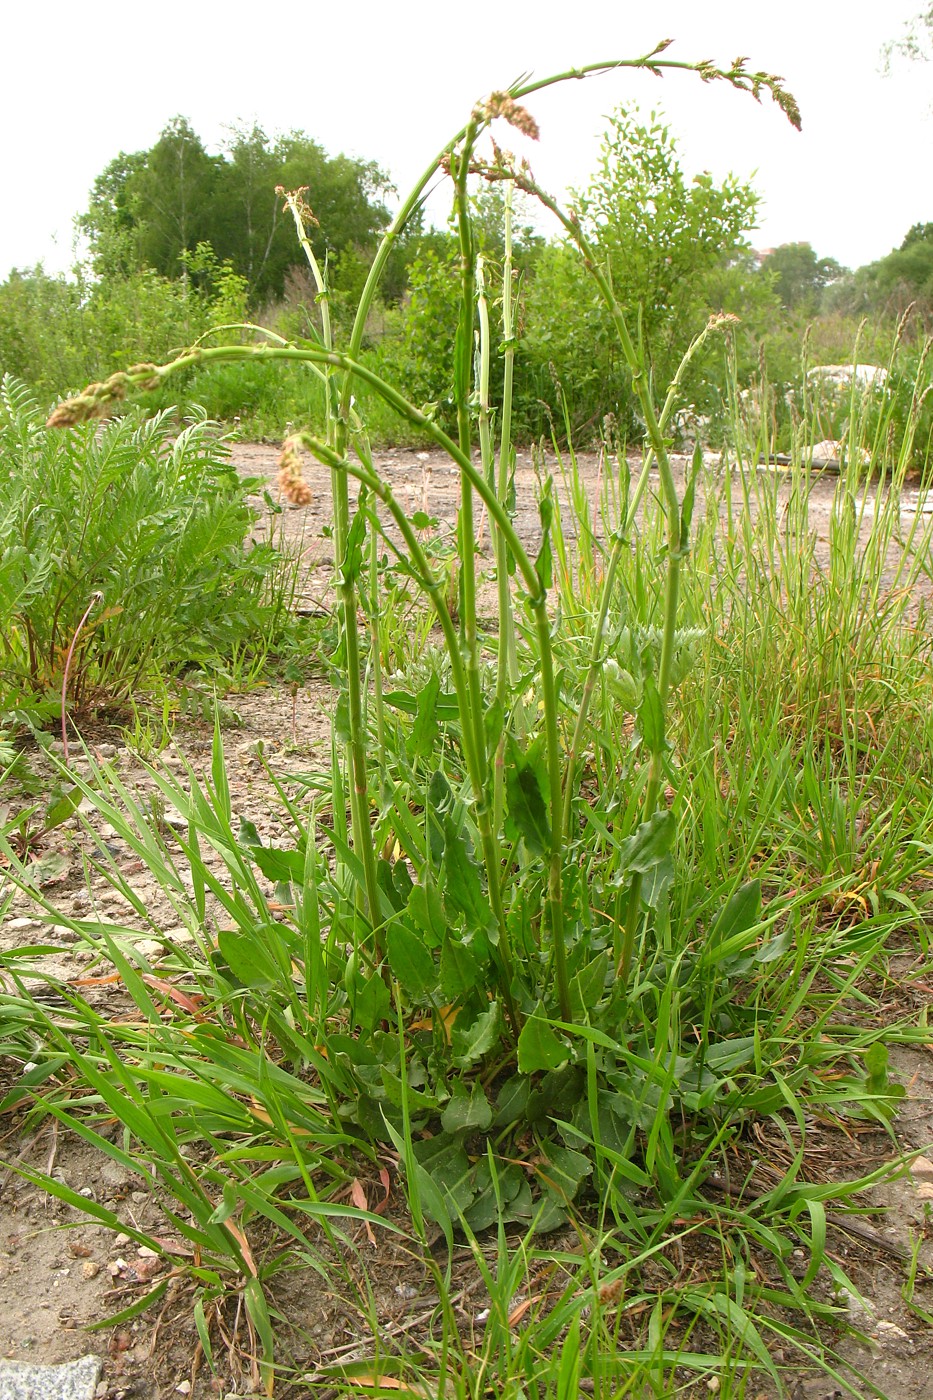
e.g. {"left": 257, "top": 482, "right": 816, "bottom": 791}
{"left": 28, "top": 850, "right": 71, "bottom": 887}
{"left": 238, "top": 818, "right": 263, "bottom": 848}
{"left": 334, "top": 691, "right": 351, "bottom": 745}
{"left": 350, "top": 970, "right": 391, "bottom": 1034}
{"left": 382, "top": 1113, "right": 453, "bottom": 1245}
{"left": 707, "top": 879, "right": 762, "bottom": 952}
{"left": 251, "top": 845, "right": 305, "bottom": 884}
{"left": 411, "top": 671, "right": 441, "bottom": 760}
{"left": 387, "top": 922, "right": 436, "bottom": 1000}
{"left": 216, "top": 927, "right": 283, "bottom": 991}
{"left": 441, "top": 1080, "right": 493, "bottom": 1134}
{"left": 537, "top": 1145, "right": 592, "bottom": 1204}
{"left": 864, "top": 1041, "right": 904, "bottom": 1109}
{"left": 698, "top": 1036, "right": 758, "bottom": 1075}
{"left": 407, "top": 881, "right": 445, "bottom": 948}
{"left": 617, "top": 809, "right": 676, "bottom": 874}
{"left": 338, "top": 507, "right": 367, "bottom": 587}
{"left": 464, "top": 1159, "right": 525, "bottom": 1231}
{"left": 451, "top": 1001, "right": 501, "bottom": 1067}
{"left": 637, "top": 672, "right": 665, "bottom": 754}
{"left": 244, "top": 1277, "right": 275, "bottom": 1395}
{"left": 443, "top": 816, "right": 494, "bottom": 932}
{"left": 383, "top": 690, "right": 460, "bottom": 722}
{"left": 535, "top": 479, "right": 554, "bottom": 592}
{"left": 680, "top": 441, "right": 703, "bottom": 550}
{"left": 504, "top": 738, "right": 551, "bottom": 856}
{"left": 556, "top": 1315, "right": 582, "bottom": 1400}
{"left": 493, "top": 1073, "right": 530, "bottom": 1128}
{"left": 484, "top": 698, "right": 505, "bottom": 755}
{"left": 439, "top": 934, "right": 484, "bottom": 1000}
{"left": 86, "top": 1278, "right": 169, "bottom": 1330}
{"left": 377, "top": 858, "right": 406, "bottom": 913}
{"left": 518, "top": 1014, "right": 569, "bottom": 1074}
{"left": 42, "top": 785, "right": 83, "bottom": 832}
{"left": 569, "top": 954, "right": 610, "bottom": 1017}
{"left": 413, "top": 1135, "right": 475, "bottom": 1214}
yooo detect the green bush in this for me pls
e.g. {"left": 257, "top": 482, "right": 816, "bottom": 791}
{"left": 0, "top": 377, "right": 286, "bottom": 721}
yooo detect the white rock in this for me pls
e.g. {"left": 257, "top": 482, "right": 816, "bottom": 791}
{"left": 808, "top": 439, "right": 871, "bottom": 467}
{"left": 807, "top": 363, "right": 888, "bottom": 391}
{"left": 875, "top": 1320, "right": 911, "bottom": 1346}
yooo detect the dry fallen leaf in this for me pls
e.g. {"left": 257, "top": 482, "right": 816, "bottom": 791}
{"left": 350, "top": 1178, "right": 376, "bottom": 1246}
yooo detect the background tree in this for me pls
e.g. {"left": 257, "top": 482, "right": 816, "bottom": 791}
{"left": 122, "top": 118, "right": 221, "bottom": 284}
{"left": 80, "top": 119, "right": 397, "bottom": 306}
{"left": 520, "top": 106, "right": 762, "bottom": 435}
{"left": 759, "top": 242, "right": 845, "bottom": 312}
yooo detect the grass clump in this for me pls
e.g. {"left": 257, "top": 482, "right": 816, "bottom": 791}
{"left": 1, "top": 42, "right": 932, "bottom": 1398}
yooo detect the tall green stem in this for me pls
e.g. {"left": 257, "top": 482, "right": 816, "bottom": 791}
{"left": 451, "top": 123, "right": 495, "bottom": 853}
{"left": 300, "top": 435, "right": 523, "bottom": 1038}
{"left": 281, "top": 192, "right": 381, "bottom": 932}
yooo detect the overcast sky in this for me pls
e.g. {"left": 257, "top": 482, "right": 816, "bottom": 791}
{"left": 3, "top": 0, "right": 929, "bottom": 282}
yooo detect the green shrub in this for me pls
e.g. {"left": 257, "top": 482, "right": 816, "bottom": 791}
{"left": 0, "top": 376, "right": 286, "bottom": 721}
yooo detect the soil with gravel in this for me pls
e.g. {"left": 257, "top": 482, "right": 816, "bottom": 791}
{"left": 2, "top": 442, "right": 933, "bottom": 1399}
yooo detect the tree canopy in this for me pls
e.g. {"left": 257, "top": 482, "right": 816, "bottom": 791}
{"left": 758, "top": 243, "right": 845, "bottom": 311}
{"left": 81, "top": 119, "right": 397, "bottom": 305}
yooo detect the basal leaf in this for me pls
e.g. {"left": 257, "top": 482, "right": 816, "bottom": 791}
{"left": 451, "top": 1001, "right": 501, "bottom": 1067}
{"left": 441, "top": 1080, "right": 493, "bottom": 1134}
{"left": 411, "top": 671, "right": 441, "bottom": 760}
{"left": 707, "top": 879, "right": 762, "bottom": 952}
{"left": 407, "top": 881, "right": 445, "bottom": 948}
{"left": 350, "top": 970, "right": 391, "bottom": 1034}
{"left": 387, "top": 922, "right": 436, "bottom": 1001}
{"left": 238, "top": 818, "right": 263, "bottom": 848}
{"left": 637, "top": 673, "right": 665, "bottom": 755}
{"left": 536, "top": 1145, "right": 592, "bottom": 1204}
{"left": 518, "top": 1015, "right": 569, "bottom": 1074}
{"left": 504, "top": 738, "right": 551, "bottom": 857}
{"left": 439, "top": 935, "right": 484, "bottom": 1000}
{"left": 443, "top": 816, "right": 493, "bottom": 932}
{"left": 413, "top": 1135, "right": 474, "bottom": 1213}
{"left": 217, "top": 927, "right": 283, "bottom": 991}
{"left": 42, "top": 785, "right": 83, "bottom": 832}
{"left": 493, "top": 1073, "right": 530, "bottom": 1128}
{"left": 617, "top": 809, "right": 676, "bottom": 874}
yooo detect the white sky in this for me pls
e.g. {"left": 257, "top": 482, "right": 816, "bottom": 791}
{"left": 3, "top": 0, "right": 930, "bottom": 281}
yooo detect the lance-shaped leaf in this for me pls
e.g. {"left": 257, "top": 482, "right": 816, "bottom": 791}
{"left": 504, "top": 738, "right": 551, "bottom": 857}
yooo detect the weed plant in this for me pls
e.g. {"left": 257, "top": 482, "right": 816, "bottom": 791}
{"left": 2, "top": 45, "right": 932, "bottom": 1396}
{"left": 0, "top": 379, "right": 297, "bottom": 728}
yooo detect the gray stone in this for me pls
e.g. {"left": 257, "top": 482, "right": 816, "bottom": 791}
{"left": 0, "top": 1356, "right": 102, "bottom": 1400}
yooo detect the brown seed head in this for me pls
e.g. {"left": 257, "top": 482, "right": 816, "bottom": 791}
{"left": 128, "top": 363, "right": 161, "bottom": 391}
{"left": 475, "top": 91, "right": 540, "bottom": 141}
{"left": 47, "top": 399, "right": 88, "bottom": 428}
{"left": 277, "top": 436, "right": 312, "bottom": 507}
